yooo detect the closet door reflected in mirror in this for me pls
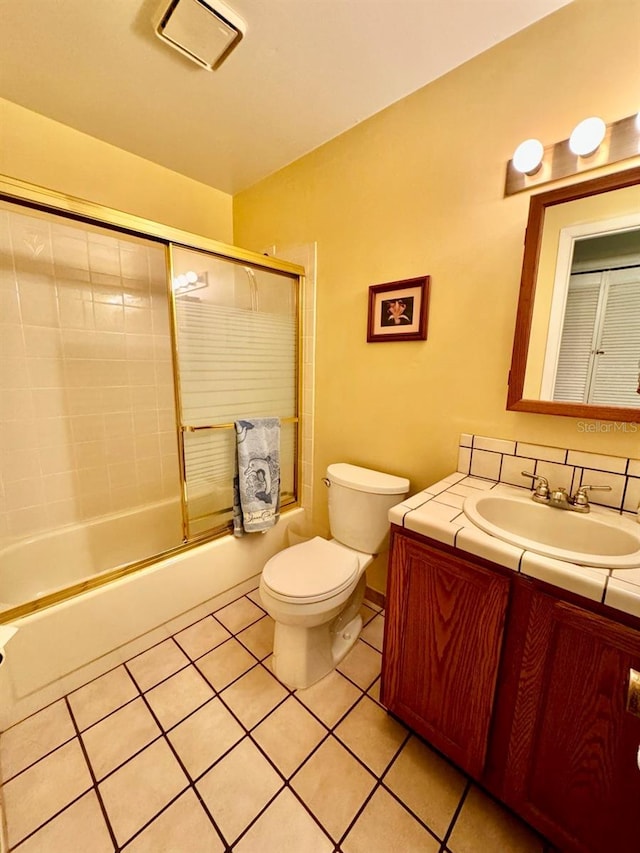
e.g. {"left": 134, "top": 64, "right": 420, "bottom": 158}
{"left": 545, "top": 230, "right": 640, "bottom": 407}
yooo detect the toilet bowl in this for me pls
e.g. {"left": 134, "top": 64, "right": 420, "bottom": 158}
{"left": 260, "top": 537, "right": 372, "bottom": 688}
{"left": 259, "top": 463, "right": 409, "bottom": 689}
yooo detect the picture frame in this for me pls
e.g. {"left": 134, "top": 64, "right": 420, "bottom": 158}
{"left": 367, "top": 275, "right": 430, "bottom": 342}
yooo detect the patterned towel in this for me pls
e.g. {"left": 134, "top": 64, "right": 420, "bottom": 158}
{"left": 233, "top": 418, "right": 281, "bottom": 536}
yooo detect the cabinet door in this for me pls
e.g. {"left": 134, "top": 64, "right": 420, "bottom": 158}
{"left": 503, "top": 593, "right": 640, "bottom": 853}
{"left": 381, "top": 532, "right": 510, "bottom": 778}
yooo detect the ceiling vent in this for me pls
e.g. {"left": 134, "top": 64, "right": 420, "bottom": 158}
{"left": 154, "top": 0, "right": 245, "bottom": 71}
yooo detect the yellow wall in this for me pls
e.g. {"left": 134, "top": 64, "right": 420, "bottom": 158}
{"left": 0, "top": 98, "right": 233, "bottom": 242}
{"left": 234, "top": 0, "right": 640, "bottom": 552}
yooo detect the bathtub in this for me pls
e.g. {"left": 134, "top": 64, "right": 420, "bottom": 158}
{"left": 0, "top": 508, "right": 303, "bottom": 730}
{"left": 0, "top": 499, "right": 184, "bottom": 610}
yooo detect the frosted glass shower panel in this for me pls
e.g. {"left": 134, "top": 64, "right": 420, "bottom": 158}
{"left": 172, "top": 246, "right": 299, "bottom": 535}
{"left": 172, "top": 247, "right": 297, "bottom": 426}
{"left": 182, "top": 428, "right": 235, "bottom": 536}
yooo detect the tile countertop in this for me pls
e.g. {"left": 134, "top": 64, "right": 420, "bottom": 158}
{"left": 388, "top": 472, "right": 640, "bottom": 621}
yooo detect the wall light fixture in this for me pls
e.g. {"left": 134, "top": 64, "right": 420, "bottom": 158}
{"left": 512, "top": 138, "right": 544, "bottom": 175}
{"left": 568, "top": 116, "right": 606, "bottom": 156}
{"left": 505, "top": 112, "right": 640, "bottom": 196}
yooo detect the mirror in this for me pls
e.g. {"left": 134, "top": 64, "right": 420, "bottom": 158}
{"left": 507, "top": 166, "right": 640, "bottom": 422}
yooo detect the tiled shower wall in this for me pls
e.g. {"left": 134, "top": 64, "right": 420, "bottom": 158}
{"left": 457, "top": 433, "right": 640, "bottom": 515}
{"left": 0, "top": 205, "right": 181, "bottom": 544}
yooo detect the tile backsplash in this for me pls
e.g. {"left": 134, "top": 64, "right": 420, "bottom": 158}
{"left": 457, "top": 434, "right": 640, "bottom": 515}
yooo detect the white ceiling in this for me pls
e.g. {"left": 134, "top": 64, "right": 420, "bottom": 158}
{"left": 0, "top": 0, "right": 572, "bottom": 195}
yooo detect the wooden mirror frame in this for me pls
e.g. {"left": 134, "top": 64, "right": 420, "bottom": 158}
{"left": 507, "top": 165, "right": 640, "bottom": 422}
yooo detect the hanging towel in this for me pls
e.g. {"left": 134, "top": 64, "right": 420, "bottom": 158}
{"left": 233, "top": 417, "right": 281, "bottom": 536}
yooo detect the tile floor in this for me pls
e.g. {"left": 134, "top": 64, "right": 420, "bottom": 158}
{"left": 0, "top": 588, "right": 552, "bottom": 852}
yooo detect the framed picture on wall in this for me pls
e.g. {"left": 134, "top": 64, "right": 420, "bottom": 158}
{"left": 367, "top": 276, "right": 430, "bottom": 342}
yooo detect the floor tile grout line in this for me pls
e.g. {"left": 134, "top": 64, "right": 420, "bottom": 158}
{"left": 4, "top": 599, "right": 269, "bottom": 848}
{"left": 334, "top": 663, "right": 381, "bottom": 696}
{"left": 195, "top": 653, "right": 262, "bottom": 695}
{"left": 375, "top": 731, "right": 456, "bottom": 848}
{"left": 57, "top": 590, "right": 262, "bottom": 719}
{"left": 2, "top": 599, "right": 334, "bottom": 849}
{"left": 120, "top": 660, "right": 229, "bottom": 850}
{"left": 285, "top": 692, "right": 400, "bottom": 800}
{"left": 335, "top": 781, "right": 378, "bottom": 848}
{"left": 378, "top": 778, "right": 447, "bottom": 848}
{"left": 288, "top": 668, "right": 379, "bottom": 735}
{"left": 334, "top": 727, "right": 415, "bottom": 849}
{"left": 213, "top": 674, "right": 292, "bottom": 745}
{"left": 3, "top": 700, "right": 120, "bottom": 851}
{"left": 0, "top": 593, "right": 368, "bottom": 738}
{"left": 225, "top": 784, "right": 287, "bottom": 849}
{"left": 162, "top": 673, "right": 303, "bottom": 848}
{"left": 0, "top": 587, "right": 360, "bottom": 727}
{"left": 6, "top": 785, "right": 93, "bottom": 851}
{"left": 118, "top": 784, "right": 224, "bottom": 852}
{"left": 0, "top": 729, "right": 80, "bottom": 787}
{"left": 357, "top": 635, "right": 384, "bottom": 655}
{"left": 2, "top": 682, "right": 147, "bottom": 787}
{"left": 233, "top": 622, "right": 276, "bottom": 661}
{"left": 64, "top": 694, "right": 120, "bottom": 851}
{"left": 440, "top": 777, "right": 472, "bottom": 850}
{"left": 5, "top": 595, "right": 400, "bottom": 851}
{"left": 211, "top": 660, "right": 395, "bottom": 846}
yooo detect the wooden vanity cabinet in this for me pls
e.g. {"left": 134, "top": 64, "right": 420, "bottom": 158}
{"left": 380, "top": 528, "right": 511, "bottom": 778}
{"left": 381, "top": 526, "right": 640, "bottom": 853}
{"left": 500, "top": 588, "right": 640, "bottom": 853}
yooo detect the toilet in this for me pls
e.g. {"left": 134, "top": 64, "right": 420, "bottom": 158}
{"left": 259, "top": 463, "right": 409, "bottom": 689}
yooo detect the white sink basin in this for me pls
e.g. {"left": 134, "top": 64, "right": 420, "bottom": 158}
{"left": 463, "top": 487, "right": 640, "bottom": 569}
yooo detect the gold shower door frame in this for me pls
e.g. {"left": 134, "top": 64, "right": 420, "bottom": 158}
{"left": 0, "top": 174, "right": 304, "bottom": 622}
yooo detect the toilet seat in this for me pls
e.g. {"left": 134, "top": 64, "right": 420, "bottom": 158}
{"left": 262, "top": 537, "right": 359, "bottom": 604}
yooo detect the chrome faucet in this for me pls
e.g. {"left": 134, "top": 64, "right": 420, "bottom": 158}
{"left": 521, "top": 472, "right": 550, "bottom": 504}
{"left": 522, "top": 471, "right": 611, "bottom": 513}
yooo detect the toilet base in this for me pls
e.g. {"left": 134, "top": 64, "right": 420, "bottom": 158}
{"left": 270, "top": 575, "right": 366, "bottom": 689}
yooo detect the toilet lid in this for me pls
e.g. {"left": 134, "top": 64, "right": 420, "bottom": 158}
{"left": 262, "top": 537, "right": 359, "bottom": 602}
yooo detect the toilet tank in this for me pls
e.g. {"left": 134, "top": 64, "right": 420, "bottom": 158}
{"left": 326, "top": 463, "right": 409, "bottom": 554}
